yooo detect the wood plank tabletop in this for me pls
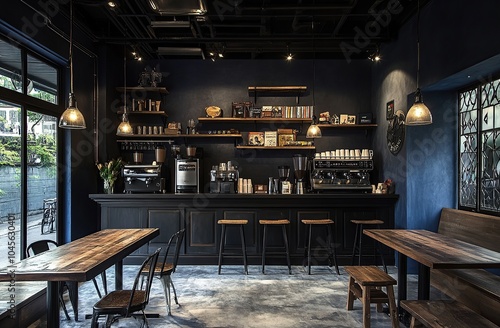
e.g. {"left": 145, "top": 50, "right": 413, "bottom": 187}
{"left": 363, "top": 229, "right": 500, "bottom": 269}
{"left": 0, "top": 228, "right": 159, "bottom": 282}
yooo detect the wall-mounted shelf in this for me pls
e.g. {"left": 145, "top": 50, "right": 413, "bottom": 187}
{"left": 116, "top": 87, "right": 169, "bottom": 94}
{"left": 118, "top": 133, "right": 242, "bottom": 139}
{"left": 198, "top": 117, "right": 311, "bottom": 124}
{"left": 316, "top": 124, "right": 377, "bottom": 128}
{"left": 248, "top": 86, "right": 307, "bottom": 104}
{"left": 236, "top": 146, "right": 315, "bottom": 150}
{"left": 117, "top": 111, "right": 168, "bottom": 117}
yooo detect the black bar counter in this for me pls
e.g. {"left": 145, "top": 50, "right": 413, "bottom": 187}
{"left": 90, "top": 193, "right": 399, "bottom": 266}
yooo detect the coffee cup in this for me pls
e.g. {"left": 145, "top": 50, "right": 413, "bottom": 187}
{"left": 361, "top": 149, "right": 369, "bottom": 159}
{"left": 339, "top": 149, "right": 345, "bottom": 158}
{"left": 349, "top": 150, "right": 355, "bottom": 159}
{"left": 355, "top": 149, "right": 361, "bottom": 159}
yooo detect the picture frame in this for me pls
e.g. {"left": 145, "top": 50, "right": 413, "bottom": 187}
{"left": 339, "top": 114, "right": 349, "bottom": 124}
{"left": 248, "top": 132, "right": 265, "bottom": 146}
{"left": 347, "top": 114, "right": 357, "bottom": 125}
{"left": 278, "top": 134, "right": 296, "bottom": 147}
{"left": 386, "top": 100, "right": 394, "bottom": 120}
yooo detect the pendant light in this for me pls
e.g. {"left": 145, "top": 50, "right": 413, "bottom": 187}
{"left": 59, "top": 0, "right": 86, "bottom": 129}
{"left": 306, "top": 17, "right": 321, "bottom": 140}
{"left": 406, "top": 0, "right": 432, "bottom": 126}
{"left": 117, "top": 47, "right": 133, "bottom": 135}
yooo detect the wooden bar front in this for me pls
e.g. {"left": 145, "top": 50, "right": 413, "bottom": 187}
{"left": 90, "top": 193, "right": 398, "bottom": 266}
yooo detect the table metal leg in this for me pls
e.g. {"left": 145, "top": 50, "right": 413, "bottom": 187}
{"left": 397, "top": 253, "right": 407, "bottom": 307}
{"left": 115, "top": 260, "right": 123, "bottom": 290}
{"left": 418, "top": 263, "right": 430, "bottom": 300}
{"left": 47, "top": 281, "right": 60, "bottom": 328}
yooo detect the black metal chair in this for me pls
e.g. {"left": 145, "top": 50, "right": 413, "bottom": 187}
{"left": 91, "top": 248, "right": 161, "bottom": 328}
{"left": 26, "top": 239, "right": 108, "bottom": 321}
{"left": 142, "top": 229, "right": 185, "bottom": 316}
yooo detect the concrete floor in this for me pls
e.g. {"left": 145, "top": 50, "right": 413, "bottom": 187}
{"left": 28, "top": 264, "right": 428, "bottom": 328}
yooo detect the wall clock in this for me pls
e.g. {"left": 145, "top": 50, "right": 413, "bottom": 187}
{"left": 387, "top": 109, "right": 406, "bottom": 155}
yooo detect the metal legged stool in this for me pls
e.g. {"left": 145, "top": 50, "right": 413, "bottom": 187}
{"left": 218, "top": 219, "right": 248, "bottom": 275}
{"left": 350, "top": 219, "right": 387, "bottom": 273}
{"left": 301, "top": 219, "right": 340, "bottom": 275}
{"left": 260, "top": 219, "right": 291, "bottom": 274}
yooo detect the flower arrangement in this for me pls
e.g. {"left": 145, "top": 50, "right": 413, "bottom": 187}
{"left": 96, "top": 158, "right": 123, "bottom": 194}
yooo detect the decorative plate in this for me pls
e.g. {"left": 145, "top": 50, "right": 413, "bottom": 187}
{"left": 205, "top": 106, "right": 222, "bottom": 118}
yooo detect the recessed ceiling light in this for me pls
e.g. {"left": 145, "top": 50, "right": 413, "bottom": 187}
{"left": 107, "top": 1, "right": 117, "bottom": 8}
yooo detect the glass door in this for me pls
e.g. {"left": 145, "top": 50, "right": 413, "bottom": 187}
{"left": 26, "top": 110, "right": 58, "bottom": 248}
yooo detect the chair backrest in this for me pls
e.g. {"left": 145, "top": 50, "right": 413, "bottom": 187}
{"left": 26, "top": 239, "right": 58, "bottom": 257}
{"left": 161, "top": 229, "right": 185, "bottom": 274}
{"left": 126, "top": 248, "right": 161, "bottom": 316}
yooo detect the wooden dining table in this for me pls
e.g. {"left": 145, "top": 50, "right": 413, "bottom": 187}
{"left": 363, "top": 229, "right": 500, "bottom": 305}
{"left": 0, "top": 228, "right": 159, "bottom": 328}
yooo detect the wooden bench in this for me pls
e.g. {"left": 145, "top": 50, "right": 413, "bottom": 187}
{"left": 0, "top": 281, "right": 46, "bottom": 328}
{"left": 430, "top": 208, "right": 500, "bottom": 326}
{"left": 400, "top": 300, "right": 498, "bottom": 328}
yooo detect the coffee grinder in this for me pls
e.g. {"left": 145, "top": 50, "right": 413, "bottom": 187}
{"left": 278, "top": 165, "right": 290, "bottom": 194}
{"left": 293, "top": 154, "right": 307, "bottom": 194}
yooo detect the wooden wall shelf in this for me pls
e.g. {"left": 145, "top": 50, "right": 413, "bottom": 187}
{"left": 116, "top": 87, "right": 169, "bottom": 94}
{"left": 236, "top": 146, "right": 315, "bottom": 150}
{"left": 198, "top": 117, "right": 311, "bottom": 124}
{"left": 317, "top": 124, "right": 378, "bottom": 128}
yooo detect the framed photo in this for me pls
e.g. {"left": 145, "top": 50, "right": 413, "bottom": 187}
{"left": 278, "top": 134, "right": 295, "bottom": 147}
{"left": 339, "top": 114, "right": 349, "bottom": 124}
{"left": 347, "top": 115, "right": 357, "bottom": 125}
{"left": 264, "top": 131, "right": 277, "bottom": 146}
{"left": 248, "top": 132, "right": 265, "bottom": 146}
{"left": 386, "top": 100, "right": 394, "bottom": 120}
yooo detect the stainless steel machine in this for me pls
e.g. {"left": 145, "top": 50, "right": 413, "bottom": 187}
{"left": 310, "top": 159, "right": 373, "bottom": 193}
{"left": 122, "top": 164, "right": 167, "bottom": 193}
{"left": 175, "top": 158, "right": 200, "bottom": 193}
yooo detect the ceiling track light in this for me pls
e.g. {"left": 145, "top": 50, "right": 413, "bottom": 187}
{"left": 406, "top": 0, "right": 432, "bottom": 126}
{"left": 59, "top": 0, "right": 86, "bottom": 129}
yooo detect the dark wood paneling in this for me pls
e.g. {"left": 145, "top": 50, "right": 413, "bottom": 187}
{"left": 148, "top": 209, "right": 183, "bottom": 254}
{"left": 223, "top": 210, "right": 258, "bottom": 251}
{"left": 187, "top": 210, "right": 218, "bottom": 254}
{"left": 91, "top": 193, "right": 398, "bottom": 265}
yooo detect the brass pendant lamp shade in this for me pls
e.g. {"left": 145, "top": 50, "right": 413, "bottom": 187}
{"left": 59, "top": 0, "right": 86, "bottom": 129}
{"left": 306, "top": 123, "right": 322, "bottom": 138}
{"left": 405, "top": 0, "right": 432, "bottom": 126}
{"left": 117, "top": 113, "right": 133, "bottom": 135}
{"left": 406, "top": 88, "right": 432, "bottom": 125}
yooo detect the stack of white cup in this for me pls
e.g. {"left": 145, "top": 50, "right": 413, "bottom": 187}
{"left": 314, "top": 149, "right": 373, "bottom": 160}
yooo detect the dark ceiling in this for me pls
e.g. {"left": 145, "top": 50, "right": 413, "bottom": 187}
{"left": 71, "top": 0, "right": 429, "bottom": 60}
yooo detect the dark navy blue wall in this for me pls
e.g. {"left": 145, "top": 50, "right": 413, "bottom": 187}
{"left": 372, "top": 0, "right": 500, "bottom": 272}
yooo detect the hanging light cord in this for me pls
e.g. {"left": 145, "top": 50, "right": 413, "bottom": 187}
{"left": 416, "top": 0, "right": 421, "bottom": 90}
{"left": 123, "top": 46, "right": 126, "bottom": 112}
{"left": 69, "top": 0, "right": 74, "bottom": 95}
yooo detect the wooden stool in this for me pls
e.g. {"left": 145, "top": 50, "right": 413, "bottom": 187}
{"left": 259, "top": 219, "right": 291, "bottom": 274}
{"left": 301, "top": 219, "right": 340, "bottom": 275}
{"left": 218, "top": 219, "right": 248, "bottom": 275}
{"left": 345, "top": 266, "right": 398, "bottom": 328}
{"left": 350, "top": 219, "right": 387, "bottom": 273}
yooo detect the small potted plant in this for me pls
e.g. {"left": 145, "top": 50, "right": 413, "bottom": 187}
{"left": 96, "top": 158, "right": 123, "bottom": 194}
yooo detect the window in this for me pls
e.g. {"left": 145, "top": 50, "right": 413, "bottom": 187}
{"left": 459, "top": 77, "right": 500, "bottom": 213}
{"left": 0, "top": 37, "right": 60, "bottom": 267}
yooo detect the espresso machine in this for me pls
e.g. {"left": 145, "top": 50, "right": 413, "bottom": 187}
{"left": 122, "top": 164, "right": 167, "bottom": 193}
{"left": 210, "top": 161, "right": 238, "bottom": 193}
{"left": 310, "top": 159, "right": 373, "bottom": 192}
{"left": 293, "top": 154, "right": 308, "bottom": 194}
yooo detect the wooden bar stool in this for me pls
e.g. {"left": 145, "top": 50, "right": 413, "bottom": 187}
{"left": 217, "top": 219, "right": 248, "bottom": 275}
{"left": 345, "top": 266, "right": 398, "bottom": 328}
{"left": 259, "top": 219, "right": 291, "bottom": 274}
{"left": 350, "top": 219, "right": 387, "bottom": 273}
{"left": 301, "top": 219, "right": 340, "bottom": 275}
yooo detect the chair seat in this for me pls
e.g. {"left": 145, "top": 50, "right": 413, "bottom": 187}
{"left": 218, "top": 219, "right": 248, "bottom": 225}
{"left": 93, "top": 290, "right": 147, "bottom": 313}
{"left": 142, "top": 262, "right": 175, "bottom": 275}
{"left": 301, "top": 219, "right": 333, "bottom": 225}
{"left": 351, "top": 219, "right": 384, "bottom": 225}
{"left": 259, "top": 219, "right": 290, "bottom": 225}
